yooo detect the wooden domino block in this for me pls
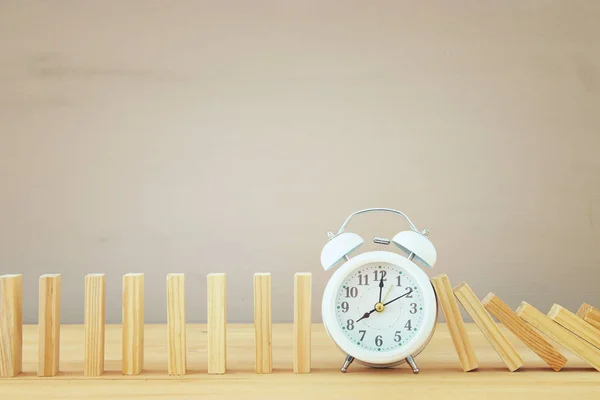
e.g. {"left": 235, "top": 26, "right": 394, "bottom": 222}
{"left": 167, "top": 273, "right": 186, "bottom": 375}
{"left": 122, "top": 273, "right": 144, "bottom": 375}
{"left": 577, "top": 303, "right": 600, "bottom": 331}
{"left": 0, "top": 274, "right": 23, "bottom": 378}
{"left": 293, "top": 273, "right": 311, "bottom": 374}
{"left": 254, "top": 273, "right": 272, "bottom": 374}
{"left": 548, "top": 304, "right": 600, "bottom": 349}
{"left": 516, "top": 302, "right": 600, "bottom": 371}
{"left": 482, "top": 293, "right": 567, "bottom": 371}
{"left": 38, "top": 274, "right": 61, "bottom": 377}
{"left": 454, "top": 282, "right": 523, "bottom": 371}
{"left": 84, "top": 274, "right": 106, "bottom": 376}
{"left": 207, "top": 273, "right": 226, "bottom": 374}
{"left": 431, "top": 274, "right": 478, "bottom": 371}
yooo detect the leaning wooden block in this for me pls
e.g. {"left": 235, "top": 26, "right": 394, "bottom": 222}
{"left": 577, "top": 303, "right": 600, "bottom": 331}
{"left": 482, "top": 293, "right": 566, "bottom": 371}
{"left": 254, "top": 273, "right": 272, "bottom": 374}
{"left": 84, "top": 274, "right": 106, "bottom": 376}
{"left": 207, "top": 273, "right": 227, "bottom": 374}
{"left": 38, "top": 274, "right": 61, "bottom": 377}
{"left": 167, "top": 273, "right": 186, "bottom": 376}
{"left": 431, "top": 274, "right": 478, "bottom": 371}
{"left": 454, "top": 282, "right": 523, "bottom": 371}
{"left": 548, "top": 304, "right": 600, "bottom": 349}
{"left": 122, "top": 273, "right": 144, "bottom": 375}
{"left": 516, "top": 302, "right": 600, "bottom": 371}
{"left": 293, "top": 273, "right": 312, "bottom": 374}
{"left": 0, "top": 274, "right": 23, "bottom": 378}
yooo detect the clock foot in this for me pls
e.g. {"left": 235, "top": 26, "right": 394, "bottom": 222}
{"left": 340, "top": 355, "right": 355, "bottom": 373}
{"left": 406, "top": 356, "right": 419, "bottom": 374}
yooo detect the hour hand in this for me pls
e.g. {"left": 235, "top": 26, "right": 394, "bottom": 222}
{"left": 356, "top": 311, "right": 373, "bottom": 323}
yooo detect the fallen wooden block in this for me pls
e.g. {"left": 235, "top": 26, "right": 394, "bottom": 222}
{"left": 207, "top": 273, "right": 227, "bottom": 374}
{"left": 38, "top": 274, "right": 61, "bottom": 377}
{"left": 454, "top": 282, "right": 523, "bottom": 371}
{"left": 84, "top": 274, "right": 106, "bottom": 377}
{"left": 516, "top": 302, "right": 600, "bottom": 371}
{"left": 122, "top": 273, "right": 144, "bottom": 375}
{"left": 482, "top": 293, "right": 566, "bottom": 371}
{"left": 577, "top": 304, "right": 600, "bottom": 331}
{"left": 548, "top": 304, "right": 600, "bottom": 349}
{"left": 431, "top": 274, "right": 478, "bottom": 372}
{"left": 293, "top": 273, "right": 311, "bottom": 374}
{"left": 254, "top": 273, "right": 272, "bottom": 374}
{"left": 0, "top": 274, "right": 23, "bottom": 378}
{"left": 167, "top": 273, "right": 186, "bottom": 375}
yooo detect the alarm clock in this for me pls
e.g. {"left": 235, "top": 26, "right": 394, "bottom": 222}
{"left": 320, "top": 208, "right": 438, "bottom": 373}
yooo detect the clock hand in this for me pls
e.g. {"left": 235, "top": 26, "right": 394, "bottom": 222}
{"left": 382, "top": 288, "right": 413, "bottom": 307}
{"left": 356, "top": 311, "right": 373, "bottom": 323}
{"left": 378, "top": 278, "right": 384, "bottom": 303}
{"left": 382, "top": 284, "right": 394, "bottom": 302}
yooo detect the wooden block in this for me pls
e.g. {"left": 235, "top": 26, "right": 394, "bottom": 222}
{"left": 431, "top": 274, "right": 478, "bottom": 372}
{"left": 84, "top": 274, "right": 106, "bottom": 377}
{"left": 122, "top": 273, "right": 144, "bottom": 375}
{"left": 207, "top": 273, "right": 226, "bottom": 374}
{"left": 482, "top": 293, "right": 567, "bottom": 371}
{"left": 454, "top": 282, "right": 523, "bottom": 371}
{"left": 516, "top": 302, "right": 600, "bottom": 371}
{"left": 548, "top": 304, "right": 600, "bottom": 349}
{"left": 167, "top": 273, "right": 186, "bottom": 376}
{"left": 0, "top": 274, "right": 23, "bottom": 378}
{"left": 254, "top": 273, "right": 272, "bottom": 374}
{"left": 38, "top": 274, "right": 61, "bottom": 377}
{"left": 577, "top": 303, "right": 600, "bottom": 331}
{"left": 293, "top": 273, "right": 311, "bottom": 374}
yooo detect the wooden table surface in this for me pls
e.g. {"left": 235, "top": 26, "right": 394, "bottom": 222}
{"left": 1, "top": 323, "right": 599, "bottom": 399}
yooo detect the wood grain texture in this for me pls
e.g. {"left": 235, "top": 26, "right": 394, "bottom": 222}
{"left": 482, "top": 293, "right": 566, "bottom": 371}
{"left": 167, "top": 273, "right": 186, "bottom": 376}
{"left": 576, "top": 303, "right": 600, "bottom": 331}
{"left": 293, "top": 273, "right": 311, "bottom": 374}
{"left": 84, "top": 274, "right": 105, "bottom": 376}
{"left": 516, "top": 302, "right": 600, "bottom": 371}
{"left": 253, "top": 273, "right": 272, "bottom": 374}
{"left": 548, "top": 304, "right": 600, "bottom": 349}
{"left": 0, "top": 274, "right": 23, "bottom": 377}
{"left": 431, "top": 274, "right": 478, "bottom": 371}
{"left": 207, "top": 273, "right": 226, "bottom": 374}
{"left": 454, "top": 282, "right": 523, "bottom": 371}
{"left": 38, "top": 274, "right": 61, "bottom": 377}
{"left": 122, "top": 273, "right": 144, "bottom": 375}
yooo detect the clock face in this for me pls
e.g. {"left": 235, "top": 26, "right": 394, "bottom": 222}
{"left": 335, "top": 261, "right": 426, "bottom": 353}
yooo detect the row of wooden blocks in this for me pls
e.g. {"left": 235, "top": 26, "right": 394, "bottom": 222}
{"left": 431, "top": 274, "right": 600, "bottom": 372}
{"left": 0, "top": 272, "right": 313, "bottom": 377}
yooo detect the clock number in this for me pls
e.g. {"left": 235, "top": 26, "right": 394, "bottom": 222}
{"left": 410, "top": 303, "right": 417, "bottom": 314}
{"left": 341, "top": 301, "right": 349, "bottom": 313}
{"left": 394, "top": 331, "right": 402, "bottom": 342}
{"left": 346, "top": 319, "right": 355, "bottom": 330}
{"left": 396, "top": 275, "right": 402, "bottom": 287}
{"left": 375, "top": 335, "right": 383, "bottom": 347}
{"left": 373, "top": 270, "right": 387, "bottom": 282}
{"left": 359, "top": 330, "right": 366, "bottom": 341}
{"left": 405, "top": 287, "right": 413, "bottom": 298}
{"left": 345, "top": 287, "right": 358, "bottom": 298}
{"left": 405, "top": 320, "right": 412, "bottom": 331}
{"left": 358, "top": 274, "right": 369, "bottom": 286}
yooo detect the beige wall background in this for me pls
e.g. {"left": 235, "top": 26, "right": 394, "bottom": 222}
{"left": 1, "top": 1, "right": 599, "bottom": 324}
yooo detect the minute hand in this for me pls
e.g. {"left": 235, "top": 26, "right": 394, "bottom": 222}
{"left": 383, "top": 288, "right": 413, "bottom": 307}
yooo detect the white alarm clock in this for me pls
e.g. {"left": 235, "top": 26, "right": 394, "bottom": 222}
{"left": 320, "top": 208, "right": 438, "bottom": 373}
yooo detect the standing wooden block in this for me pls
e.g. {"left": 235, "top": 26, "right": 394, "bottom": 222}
{"left": 207, "top": 273, "right": 226, "bottom": 374}
{"left": 293, "top": 273, "right": 311, "bottom": 374}
{"left": 454, "top": 282, "right": 523, "bottom": 372}
{"left": 548, "top": 304, "right": 600, "bottom": 349}
{"left": 254, "top": 273, "right": 272, "bottom": 374}
{"left": 38, "top": 274, "right": 61, "bottom": 377}
{"left": 482, "top": 293, "right": 567, "bottom": 371}
{"left": 431, "top": 274, "right": 478, "bottom": 372}
{"left": 516, "top": 302, "right": 600, "bottom": 371}
{"left": 122, "top": 273, "right": 144, "bottom": 375}
{"left": 577, "top": 303, "right": 600, "bottom": 331}
{"left": 0, "top": 274, "right": 23, "bottom": 378}
{"left": 84, "top": 274, "right": 106, "bottom": 376}
{"left": 167, "top": 273, "right": 186, "bottom": 376}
